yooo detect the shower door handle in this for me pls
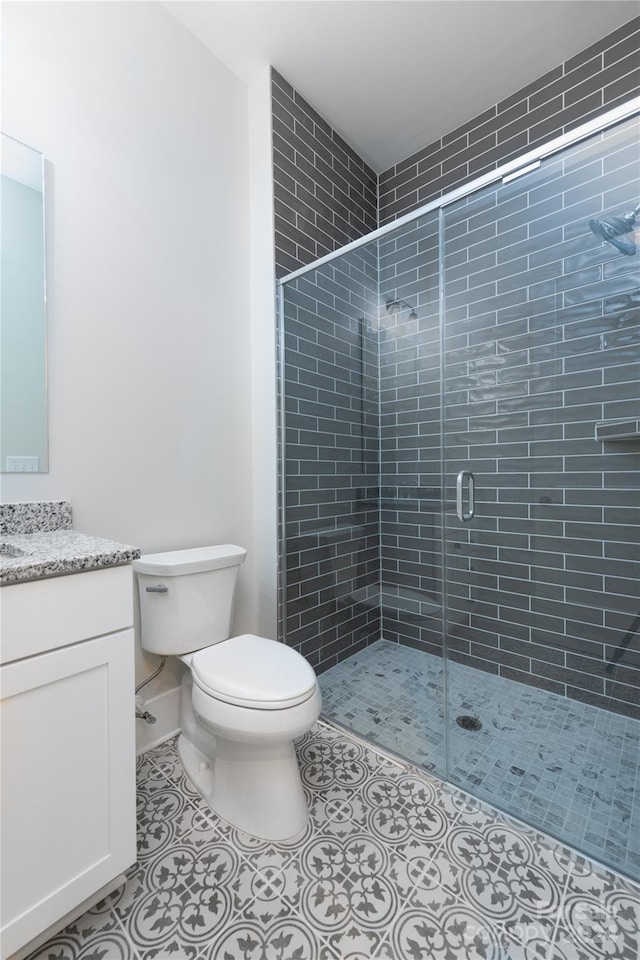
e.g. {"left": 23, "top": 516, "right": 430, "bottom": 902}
{"left": 456, "top": 470, "right": 475, "bottom": 522}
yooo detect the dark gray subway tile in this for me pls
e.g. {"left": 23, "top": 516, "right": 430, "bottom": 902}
{"left": 595, "top": 48, "right": 640, "bottom": 94}
{"left": 567, "top": 15, "right": 640, "bottom": 70}
{"left": 529, "top": 55, "right": 603, "bottom": 110}
{"left": 500, "top": 65, "right": 564, "bottom": 113}
{"left": 604, "top": 64, "right": 640, "bottom": 105}
{"left": 604, "top": 23, "right": 640, "bottom": 65}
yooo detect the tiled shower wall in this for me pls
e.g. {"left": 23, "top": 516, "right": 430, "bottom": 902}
{"left": 377, "top": 213, "right": 443, "bottom": 658}
{"left": 272, "top": 69, "right": 377, "bottom": 280}
{"left": 379, "top": 118, "right": 640, "bottom": 720}
{"left": 282, "top": 249, "right": 381, "bottom": 671}
{"left": 273, "top": 68, "right": 381, "bottom": 671}
{"left": 378, "top": 16, "right": 640, "bottom": 222}
{"left": 274, "top": 18, "right": 640, "bottom": 703}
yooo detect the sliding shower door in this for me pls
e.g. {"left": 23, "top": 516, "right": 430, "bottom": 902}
{"left": 441, "top": 114, "right": 640, "bottom": 877}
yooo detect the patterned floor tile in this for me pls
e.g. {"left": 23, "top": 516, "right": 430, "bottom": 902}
{"left": 24, "top": 723, "right": 640, "bottom": 960}
{"left": 236, "top": 846, "right": 308, "bottom": 911}
{"left": 499, "top": 935, "right": 554, "bottom": 960}
{"left": 382, "top": 882, "right": 514, "bottom": 960}
{"left": 429, "top": 819, "right": 567, "bottom": 940}
{"left": 140, "top": 736, "right": 183, "bottom": 779}
{"left": 136, "top": 752, "right": 169, "bottom": 789}
{"left": 136, "top": 783, "right": 217, "bottom": 861}
{"left": 125, "top": 848, "right": 239, "bottom": 951}
{"left": 297, "top": 833, "right": 412, "bottom": 935}
{"left": 298, "top": 731, "right": 397, "bottom": 794}
{"left": 551, "top": 912, "right": 636, "bottom": 960}
{"left": 106, "top": 864, "right": 149, "bottom": 923}
{"left": 27, "top": 930, "right": 139, "bottom": 960}
{"left": 362, "top": 773, "right": 461, "bottom": 847}
{"left": 305, "top": 783, "right": 370, "bottom": 838}
{"left": 552, "top": 856, "right": 640, "bottom": 960}
{"left": 318, "top": 925, "right": 394, "bottom": 959}
{"left": 201, "top": 914, "right": 330, "bottom": 960}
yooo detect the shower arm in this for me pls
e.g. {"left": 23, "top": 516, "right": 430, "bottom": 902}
{"left": 625, "top": 203, "right": 640, "bottom": 223}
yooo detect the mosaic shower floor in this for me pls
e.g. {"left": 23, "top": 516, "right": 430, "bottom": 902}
{"left": 27, "top": 721, "right": 639, "bottom": 960}
{"left": 319, "top": 639, "right": 640, "bottom": 881}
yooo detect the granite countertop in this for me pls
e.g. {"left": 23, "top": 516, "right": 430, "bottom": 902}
{"left": 0, "top": 529, "right": 141, "bottom": 585}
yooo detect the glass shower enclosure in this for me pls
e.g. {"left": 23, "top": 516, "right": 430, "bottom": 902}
{"left": 278, "top": 102, "right": 640, "bottom": 881}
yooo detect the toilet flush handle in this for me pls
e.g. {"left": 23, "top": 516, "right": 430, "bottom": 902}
{"left": 146, "top": 584, "right": 168, "bottom": 593}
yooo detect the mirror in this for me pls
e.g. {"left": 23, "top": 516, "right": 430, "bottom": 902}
{"left": 1, "top": 133, "right": 48, "bottom": 472}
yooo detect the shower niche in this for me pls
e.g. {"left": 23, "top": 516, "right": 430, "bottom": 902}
{"left": 279, "top": 104, "right": 640, "bottom": 881}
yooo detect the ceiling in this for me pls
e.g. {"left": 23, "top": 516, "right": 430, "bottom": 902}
{"left": 162, "top": 1, "right": 639, "bottom": 172}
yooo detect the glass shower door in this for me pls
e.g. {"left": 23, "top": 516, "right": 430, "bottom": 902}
{"left": 441, "top": 113, "right": 640, "bottom": 879}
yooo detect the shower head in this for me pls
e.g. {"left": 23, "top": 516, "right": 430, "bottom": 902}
{"left": 386, "top": 299, "right": 417, "bottom": 320}
{"left": 589, "top": 203, "right": 640, "bottom": 255}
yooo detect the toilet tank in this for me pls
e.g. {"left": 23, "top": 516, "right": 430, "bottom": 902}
{"left": 133, "top": 545, "right": 246, "bottom": 655}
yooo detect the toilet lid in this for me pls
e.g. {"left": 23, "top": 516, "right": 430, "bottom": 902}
{"left": 190, "top": 634, "right": 317, "bottom": 710}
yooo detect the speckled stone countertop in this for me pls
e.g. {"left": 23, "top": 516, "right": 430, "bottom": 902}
{"left": 0, "top": 530, "right": 141, "bottom": 585}
{"left": 0, "top": 499, "right": 73, "bottom": 535}
{"left": 0, "top": 501, "right": 140, "bottom": 585}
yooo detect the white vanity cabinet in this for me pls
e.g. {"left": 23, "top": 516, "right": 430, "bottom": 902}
{"left": 0, "top": 564, "right": 136, "bottom": 960}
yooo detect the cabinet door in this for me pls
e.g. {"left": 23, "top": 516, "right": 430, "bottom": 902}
{"left": 0, "top": 629, "right": 136, "bottom": 959}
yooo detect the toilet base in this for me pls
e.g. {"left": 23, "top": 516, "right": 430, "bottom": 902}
{"left": 177, "top": 731, "right": 309, "bottom": 841}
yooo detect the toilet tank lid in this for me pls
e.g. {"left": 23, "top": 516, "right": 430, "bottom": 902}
{"left": 133, "top": 544, "right": 246, "bottom": 576}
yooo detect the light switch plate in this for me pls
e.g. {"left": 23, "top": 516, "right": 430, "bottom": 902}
{"left": 6, "top": 456, "right": 40, "bottom": 472}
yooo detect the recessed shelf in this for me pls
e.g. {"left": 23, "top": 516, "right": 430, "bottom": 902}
{"left": 595, "top": 419, "right": 640, "bottom": 441}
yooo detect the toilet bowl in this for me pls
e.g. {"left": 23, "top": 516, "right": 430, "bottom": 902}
{"left": 133, "top": 546, "right": 321, "bottom": 841}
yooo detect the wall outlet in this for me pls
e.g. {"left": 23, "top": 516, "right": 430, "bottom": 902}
{"left": 6, "top": 456, "right": 40, "bottom": 472}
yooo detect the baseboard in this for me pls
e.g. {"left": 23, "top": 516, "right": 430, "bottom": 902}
{"left": 135, "top": 685, "right": 181, "bottom": 755}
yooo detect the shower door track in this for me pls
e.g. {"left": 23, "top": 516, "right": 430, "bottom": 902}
{"left": 278, "top": 96, "right": 640, "bottom": 287}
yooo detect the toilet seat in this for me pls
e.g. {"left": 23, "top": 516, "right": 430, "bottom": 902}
{"left": 190, "top": 634, "right": 317, "bottom": 710}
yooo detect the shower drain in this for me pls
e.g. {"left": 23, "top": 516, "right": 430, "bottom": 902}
{"left": 456, "top": 715, "right": 482, "bottom": 731}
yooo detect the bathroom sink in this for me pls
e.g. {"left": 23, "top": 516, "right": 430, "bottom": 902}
{"left": 0, "top": 543, "right": 28, "bottom": 558}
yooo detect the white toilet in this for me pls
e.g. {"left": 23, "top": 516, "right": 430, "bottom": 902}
{"left": 133, "top": 544, "right": 321, "bottom": 841}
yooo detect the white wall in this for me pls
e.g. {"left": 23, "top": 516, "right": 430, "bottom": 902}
{"left": 1, "top": 2, "right": 276, "bottom": 712}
